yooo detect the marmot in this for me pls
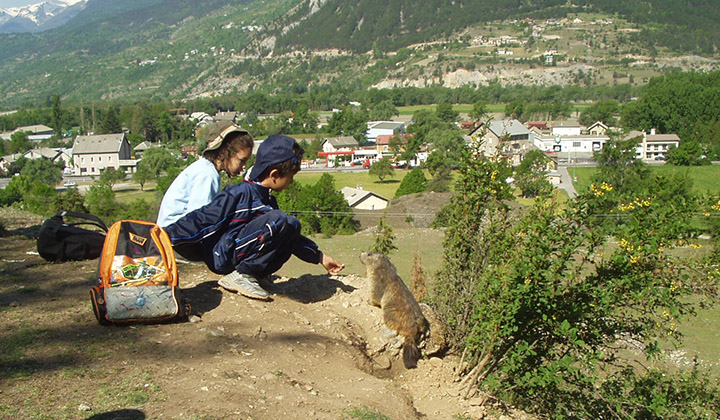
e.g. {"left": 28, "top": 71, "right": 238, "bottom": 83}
{"left": 359, "top": 251, "right": 429, "bottom": 368}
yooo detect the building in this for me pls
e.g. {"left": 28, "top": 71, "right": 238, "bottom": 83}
{"left": 587, "top": 121, "right": 609, "bottom": 136}
{"left": 340, "top": 186, "right": 389, "bottom": 211}
{"left": 366, "top": 121, "right": 405, "bottom": 142}
{"left": 533, "top": 134, "right": 608, "bottom": 161}
{"left": 71, "top": 133, "right": 137, "bottom": 176}
{"left": 0, "top": 124, "right": 54, "bottom": 142}
{"left": 23, "top": 147, "right": 71, "bottom": 168}
{"left": 551, "top": 121, "right": 582, "bottom": 137}
{"left": 321, "top": 136, "right": 358, "bottom": 154}
{"left": 624, "top": 129, "right": 680, "bottom": 161}
{"left": 469, "top": 119, "right": 534, "bottom": 160}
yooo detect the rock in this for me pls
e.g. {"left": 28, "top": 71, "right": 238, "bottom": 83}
{"left": 77, "top": 403, "right": 91, "bottom": 412}
{"left": 189, "top": 315, "right": 202, "bottom": 323}
{"left": 372, "top": 354, "right": 392, "bottom": 370}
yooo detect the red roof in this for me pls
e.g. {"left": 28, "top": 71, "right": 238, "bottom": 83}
{"left": 376, "top": 133, "right": 413, "bottom": 145}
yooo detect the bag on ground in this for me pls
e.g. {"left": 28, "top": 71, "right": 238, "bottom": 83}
{"left": 37, "top": 211, "right": 108, "bottom": 262}
{"left": 90, "top": 219, "right": 189, "bottom": 324}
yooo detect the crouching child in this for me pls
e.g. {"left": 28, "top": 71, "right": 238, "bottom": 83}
{"left": 164, "top": 135, "right": 345, "bottom": 300}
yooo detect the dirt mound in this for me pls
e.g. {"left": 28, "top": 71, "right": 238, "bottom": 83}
{"left": 354, "top": 191, "right": 454, "bottom": 229}
{"left": 0, "top": 208, "right": 534, "bottom": 420}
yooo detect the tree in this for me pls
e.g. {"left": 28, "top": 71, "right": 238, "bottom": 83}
{"left": 394, "top": 167, "right": 427, "bottom": 198}
{"left": 327, "top": 106, "right": 369, "bottom": 143}
{"left": 665, "top": 139, "right": 706, "bottom": 166}
{"left": 51, "top": 93, "right": 62, "bottom": 135}
{"left": 369, "top": 158, "right": 394, "bottom": 182}
{"left": 53, "top": 187, "right": 88, "bottom": 213}
{"left": 99, "top": 167, "right": 126, "bottom": 188}
{"left": 99, "top": 105, "right": 122, "bottom": 134}
{"left": 275, "top": 173, "right": 358, "bottom": 236}
{"left": 514, "top": 150, "right": 553, "bottom": 198}
{"left": 132, "top": 164, "right": 153, "bottom": 191}
{"left": 369, "top": 100, "right": 399, "bottom": 121}
{"left": 426, "top": 164, "right": 452, "bottom": 193}
{"left": 578, "top": 99, "right": 619, "bottom": 126}
{"left": 468, "top": 100, "right": 488, "bottom": 120}
{"left": 22, "top": 181, "right": 57, "bottom": 216}
{"left": 7, "top": 131, "right": 31, "bottom": 154}
{"left": 20, "top": 158, "right": 63, "bottom": 186}
{"left": 370, "top": 217, "right": 397, "bottom": 255}
{"left": 138, "top": 147, "right": 178, "bottom": 177}
{"left": 435, "top": 102, "right": 458, "bottom": 123}
{"left": 85, "top": 182, "right": 117, "bottom": 223}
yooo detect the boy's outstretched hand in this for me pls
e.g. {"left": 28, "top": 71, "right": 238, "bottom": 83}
{"left": 321, "top": 253, "right": 345, "bottom": 275}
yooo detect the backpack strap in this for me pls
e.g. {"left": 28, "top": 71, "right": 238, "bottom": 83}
{"left": 57, "top": 211, "right": 108, "bottom": 232}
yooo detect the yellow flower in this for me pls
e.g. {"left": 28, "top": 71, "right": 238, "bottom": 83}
{"left": 689, "top": 243, "right": 702, "bottom": 249}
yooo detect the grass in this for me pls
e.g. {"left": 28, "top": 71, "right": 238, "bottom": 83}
{"left": 570, "top": 164, "right": 720, "bottom": 195}
{"left": 342, "top": 406, "right": 391, "bottom": 420}
{"left": 293, "top": 169, "right": 415, "bottom": 199}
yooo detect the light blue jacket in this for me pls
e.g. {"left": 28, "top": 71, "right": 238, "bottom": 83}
{"left": 157, "top": 158, "right": 220, "bottom": 227}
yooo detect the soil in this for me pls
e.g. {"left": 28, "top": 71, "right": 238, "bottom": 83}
{"left": 0, "top": 206, "right": 533, "bottom": 420}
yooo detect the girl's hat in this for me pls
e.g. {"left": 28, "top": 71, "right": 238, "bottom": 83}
{"left": 202, "top": 121, "right": 250, "bottom": 153}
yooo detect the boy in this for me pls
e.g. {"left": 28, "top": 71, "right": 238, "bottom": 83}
{"left": 164, "top": 134, "right": 345, "bottom": 300}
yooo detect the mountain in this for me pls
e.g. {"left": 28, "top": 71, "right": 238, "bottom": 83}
{"left": 0, "top": 0, "right": 718, "bottom": 108}
{"left": 0, "top": 0, "right": 87, "bottom": 33}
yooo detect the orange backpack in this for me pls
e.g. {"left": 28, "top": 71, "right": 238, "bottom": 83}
{"left": 90, "top": 220, "right": 189, "bottom": 324}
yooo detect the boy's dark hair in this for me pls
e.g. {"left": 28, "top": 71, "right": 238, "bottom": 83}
{"left": 256, "top": 141, "right": 304, "bottom": 181}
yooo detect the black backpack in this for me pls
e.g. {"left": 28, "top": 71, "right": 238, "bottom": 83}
{"left": 37, "top": 211, "right": 108, "bottom": 262}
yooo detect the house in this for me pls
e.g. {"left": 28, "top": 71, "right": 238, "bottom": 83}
{"left": 214, "top": 111, "right": 237, "bottom": 123}
{"left": 190, "top": 112, "right": 214, "bottom": 128}
{"left": 587, "top": 121, "right": 609, "bottom": 136}
{"left": 534, "top": 133, "right": 609, "bottom": 161}
{"left": 1, "top": 124, "right": 54, "bottom": 142}
{"left": 0, "top": 153, "right": 24, "bottom": 174}
{"left": 22, "top": 147, "right": 71, "bottom": 168}
{"left": 469, "top": 119, "right": 534, "bottom": 160}
{"left": 366, "top": 121, "right": 405, "bottom": 142}
{"left": 321, "top": 136, "right": 358, "bottom": 154}
{"left": 319, "top": 136, "right": 359, "bottom": 167}
{"left": 71, "top": 133, "right": 137, "bottom": 176}
{"left": 526, "top": 121, "right": 549, "bottom": 131}
{"left": 181, "top": 145, "right": 199, "bottom": 158}
{"left": 340, "top": 186, "right": 389, "bottom": 211}
{"left": 133, "top": 141, "right": 153, "bottom": 158}
{"left": 551, "top": 121, "right": 582, "bottom": 137}
{"left": 624, "top": 129, "right": 680, "bottom": 161}
{"left": 375, "top": 133, "right": 413, "bottom": 154}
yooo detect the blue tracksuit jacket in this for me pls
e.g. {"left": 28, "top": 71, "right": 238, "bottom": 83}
{"left": 164, "top": 180, "right": 322, "bottom": 276}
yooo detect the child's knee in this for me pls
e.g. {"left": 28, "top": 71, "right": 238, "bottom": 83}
{"left": 267, "top": 210, "right": 300, "bottom": 236}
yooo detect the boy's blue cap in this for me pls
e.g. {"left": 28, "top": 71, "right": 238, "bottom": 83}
{"left": 249, "top": 135, "right": 299, "bottom": 181}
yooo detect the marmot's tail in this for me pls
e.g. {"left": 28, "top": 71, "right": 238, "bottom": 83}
{"left": 402, "top": 341, "right": 420, "bottom": 369}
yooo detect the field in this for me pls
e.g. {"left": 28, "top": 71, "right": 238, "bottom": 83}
{"left": 570, "top": 164, "right": 720, "bottom": 195}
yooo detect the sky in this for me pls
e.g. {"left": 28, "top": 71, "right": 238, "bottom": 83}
{"left": 0, "top": 0, "right": 41, "bottom": 9}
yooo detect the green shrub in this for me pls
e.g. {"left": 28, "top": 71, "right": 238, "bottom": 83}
{"left": 427, "top": 140, "right": 719, "bottom": 418}
{"left": 394, "top": 167, "right": 427, "bottom": 198}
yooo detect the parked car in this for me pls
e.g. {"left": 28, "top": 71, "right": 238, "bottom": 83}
{"left": 63, "top": 181, "right": 77, "bottom": 187}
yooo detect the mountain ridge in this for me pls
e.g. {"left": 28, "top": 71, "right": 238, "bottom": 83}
{"left": 0, "top": 0, "right": 86, "bottom": 33}
{"left": 0, "top": 0, "right": 718, "bottom": 107}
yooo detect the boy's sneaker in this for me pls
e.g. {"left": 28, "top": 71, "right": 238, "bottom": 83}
{"left": 218, "top": 271, "right": 271, "bottom": 301}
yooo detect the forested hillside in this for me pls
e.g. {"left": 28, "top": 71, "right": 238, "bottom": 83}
{"left": 0, "top": 0, "right": 718, "bottom": 107}
{"left": 275, "top": 0, "right": 720, "bottom": 54}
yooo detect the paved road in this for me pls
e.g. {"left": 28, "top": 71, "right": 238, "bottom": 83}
{"left": 557, "top": 165, "right": 578, "bottom": 199}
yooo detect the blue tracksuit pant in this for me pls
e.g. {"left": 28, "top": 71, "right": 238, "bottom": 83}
{"left": 209, "top": 209, "right": 301, "bottom": 277}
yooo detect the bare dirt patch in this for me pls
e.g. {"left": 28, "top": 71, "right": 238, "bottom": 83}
{"left": 0, "top": 207, "right": 532, "bottom": 420}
